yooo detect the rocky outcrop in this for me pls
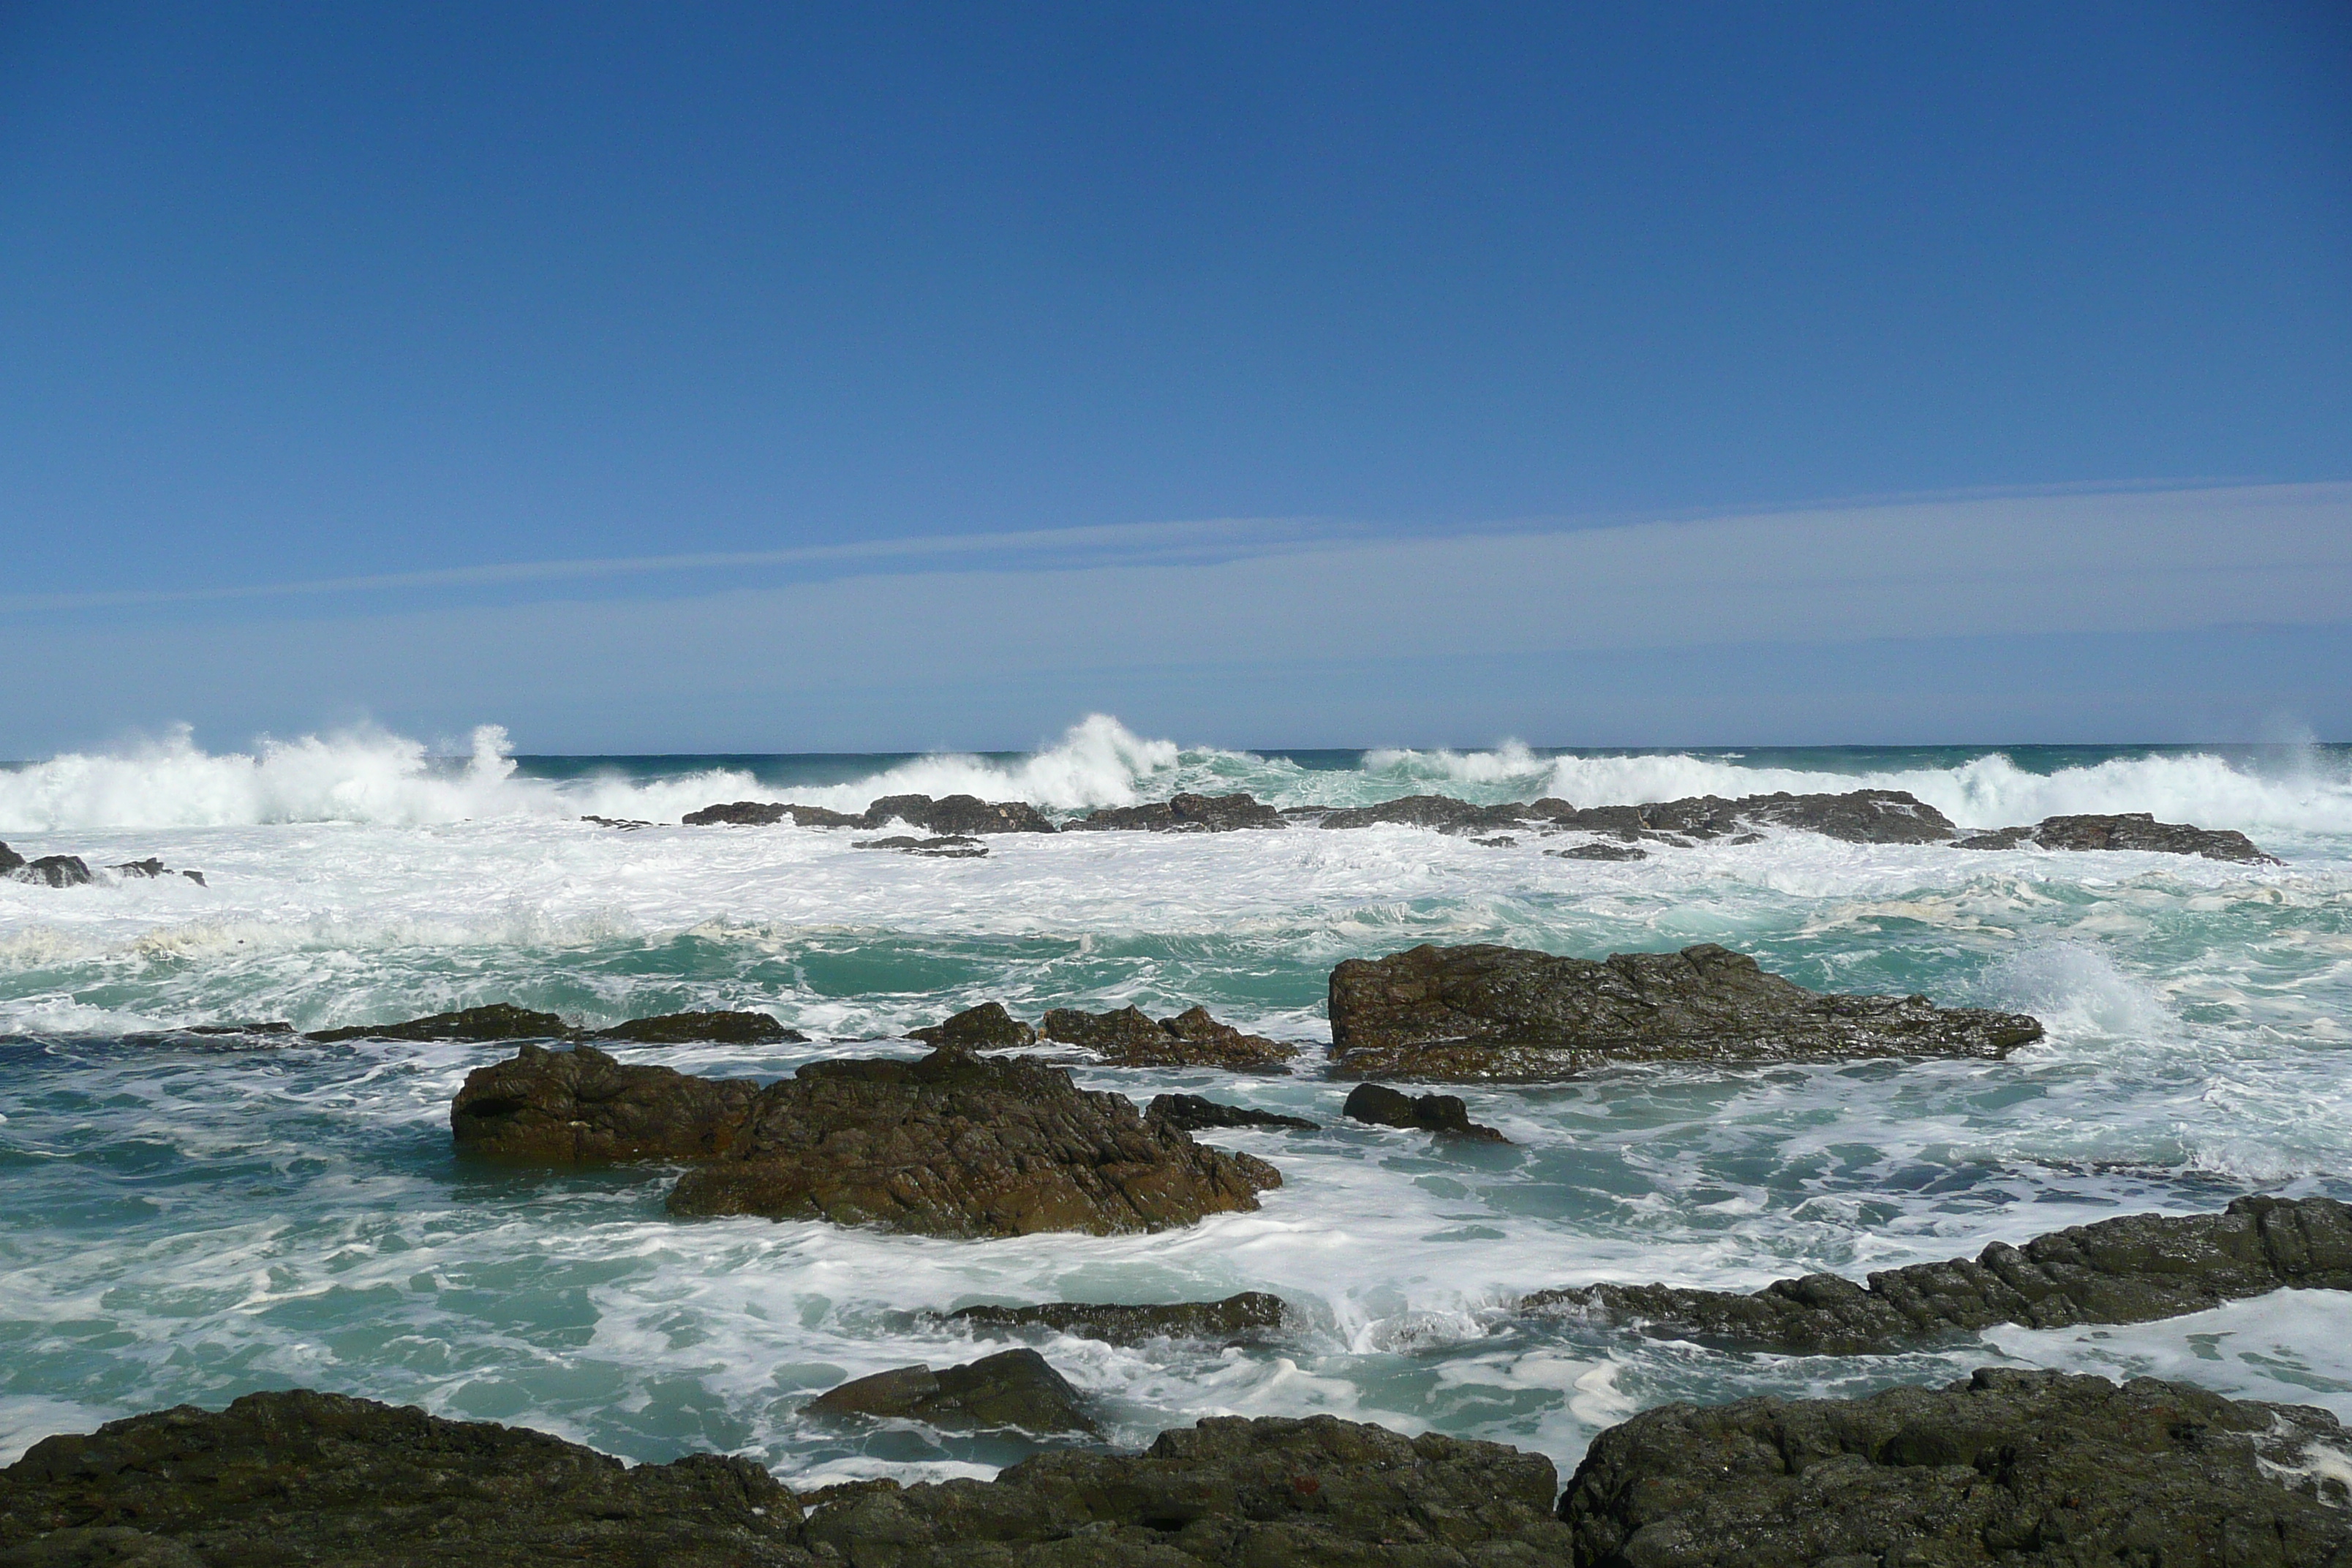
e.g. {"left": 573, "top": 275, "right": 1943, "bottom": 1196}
{"left": 449, "top": 1044, "right": 762, "bottom": 1162}
{"left": 1526, "top": 1194, "right": 2352, "bottom": 1353}
{"left": 1539, "top": 788, "right": 1959, "bottom": 845}
{"left": 1147, "top": 1093, "right": 1319, "bottom": 1132}
{"left": 863, "top": 794, "right": 1055, "bottom": 834}
{"left": 1327, "top": 942, "right": 2044, "bottom": 1080}
{"left": 807, "top": 1348, "right": 1096, "bottom": 1435}
{"left": 1317, "top": 795, "right": 1532, "bottom": 834}
{"left": 0, "top": 1389, "right": 806, "bottom": 1568}
{"left": 943, "top": 1290, "right": 1292, "bottom": 1346}
{"left": 1041, "top": 1003, "right": 1299, "bottom": 1071}
{"left": 1545, "top": 840, "right": 1647, "bottom": 860}
{"left": 908, "top": 1000, "right": 1038, "bottom": 1049}
{"left": 309, "top": 1003, "right": 575, "bottom": 1043}
{"left": 680, "top": 799, "right": 791, "bottom": 826}
{"left": 1559, "top": 1368, "right": 2352, "bottom": 1567}
{"left": 850, "top": 834, "right": 987, "bottom": 857}
{"left": 578, "top": 814, "right": 650, "bottom": 829}
{"left": 592, "top": 1011, "right": 805, "bottom": 1045}
{"left": 10, "top": 854, "right": 91, "bottom": 888}
{"left": 0, "top": 843, "right": 20, "bottom": 877}
{"left": 1342, "top": 1083, "right": 1508, "bottom": 1142}
{"left": 664, "top": 1045, "right": 1279, "bottom": 1237}
{"left": 1068, "top": 791, "right": 1286, "bottom": 831}
{"left": 1956, "top": 811, "right": 2281, "bottom": 863}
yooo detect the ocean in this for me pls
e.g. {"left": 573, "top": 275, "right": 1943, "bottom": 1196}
{"left": 3, "top": 715, "right": 2349, "bottom": 1490}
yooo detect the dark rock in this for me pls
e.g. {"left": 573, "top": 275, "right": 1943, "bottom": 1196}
{"left": 1317, "top": 795, "right": 1531, "bottom": 834}
{"left": 449, "top": 1044, "right": 763, "bottom": 1162}
{"left": 861, "top": 794, "right": 1055, "bottom": 834}
{"left": 1545, "top": 840, "right": 1648, "bottom": 861}
{"left": 181, "top": 870, "right": 206, "bottom": 886}
{"left": 592, "top": 1011, "right": 805, "bottom": 1045}
{"left": 782, "top": 804, "right": 869, "bottom": 828}
{"left": 1526, "top": 1193, "right": 2352, "bottom": 1353}
{"left": 110, "top": 859, "right": 167, "bottom": 878}
{"left": 1533, "top": 788, "right": 1958, "bottom": 845}
{"left": 0, "top": 1389, "right": 805, "bottom": 1568}
{"left": 13, "top": 856, "right": 91, "bottom": 889}
{"left": 578, "top": 815, "right": 650, "bottom": 829}
{"left": 849, "top": 834, "right": 988, "bottom": 857}
{"left": 1341, "top": 1082, "right": 1509, "bottom": 1142}
{"left": 1068, "top": 791, "right": 1286, "bottom": 832}
{"left": 183, "top": 1023, "right": 295, "bottom": 1037}
{"left": 1956, "top": 811, "right": 2281, "bottom": 863}
{"left": 1147, "top": 1093, "right": 1319, "bottom": 1133}
{"left": 309, "top": 1004, "right": 577, "bottom": 1044}
{"left": 908, "top": 1001, "right": 1038, "bottom": 1049}
{"left": 944, "top": 1290, "right": 1293, "bottom": 1346}
{"left": 665, "top": 1045, "right": 1279, "bottom": 1237}
{"left": 1039, "top": 1003, "right": 1298, "bottom": 1071}
{"left": 0, "top": 843, "right": 20, "bottom": 877}
{"left": 1558, "top": 1367, "right": 2352, "bottom": 1567}
{"left": 807, "top": 1348, "right": 1096, "bottom": 1435}
{"left": 680, "top": 800, "right": 789, "bottom": 826}
{"left": 1327, "top": 942, "right": 2045, "bottom": 1081}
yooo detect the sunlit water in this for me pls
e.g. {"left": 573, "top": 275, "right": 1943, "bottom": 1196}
{"left": 3, "top": 718, "right": 2350, "bottom": 1487}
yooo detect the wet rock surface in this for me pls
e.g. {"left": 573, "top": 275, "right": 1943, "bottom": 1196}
{"left": 1956, "top": 811, "right": 2280, "bottom": 863}
{"left": 943, "top": 1290, "right": 1293, "bottom": 1346}
{"left": 862, "top": 794, "right": 1056, "bottom": 835}
{"left": 1317, "top": 794, "right": 1533, "bottom": 834}
{"left": 10, "top": 855, "right": 91, "bottom": 888}
{"left": 578, "top": 814, "right": 651, "bottom": 829}
{"left": 449, "top": 1044, "right": 763, "bottom": 1162}
{"left": 1328, "top": 941, "right": 2044, "bottom": 1080}
{"left": 310, "top": 1003, "right": 576, "bottom": 1043}
{"left": 0, "top": 843, "right": 18, "bottom": 877}
{"left": 909, "top": 1000, "right": 1039, "bottom": 1049}
{"left": 1040, "top": 1003, "right": 1298, "bottom": 1071}
{"left": 664, "top": 1045, "right": 1279, "bottom": 1237}
{"left": 807, "top": 1348, "right": 1096, "bottom": 1436}
{"left": 1147, "top": 1093, "right": 1319, "bottom": 1133}
{"left": 1068, "top": 791, "right": 1286, "bottom": 831}
{"left": 591, "top": 1010, "right": 806, "bottom": 1044}
{"left": 1527, "top": 1194, "right": 2352, "bottom": 1353}
{"left": 1558, "top": 1367, "right": 2352, "bottom": 1567}
{"left": 1545, "top": 840, "right": 1647, "bottom": 861}
{"left": 1341, "top": 1083, "right": 1508, "bottom": 1142}
{"left": 851, "top": 834, "right": 987, "bottom": 857}
{"left": 680, "top": 799, "right": 793, "bottom": 826}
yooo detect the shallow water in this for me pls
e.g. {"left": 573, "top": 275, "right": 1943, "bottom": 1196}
{"left": 3, "top": 718, "right": 2349, "bottom": 1485}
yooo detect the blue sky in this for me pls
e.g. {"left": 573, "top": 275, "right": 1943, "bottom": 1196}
{"left": 3, "top": 2, "right": 2348, "bottom": 752}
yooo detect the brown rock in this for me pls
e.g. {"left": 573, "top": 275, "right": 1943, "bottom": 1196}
{"left": 908, "top": 1002, "right": 1037, "bottom": 1049}
{"left": 1068, "top": 792, "right": 1286, "bottom": 831}
{"left": 860, "top": 794, "right": 1055, "bottom": 834}
{"left": 593, "top": 1011, "right": 806, "bottom": 1045}
{"left": 1956, "top": 811, "right": 2280, "bottom": 863}
{"left": 309, "top": 1004, "right": 577, "bottom": 1044}
{"left": 1040, "top": 1003, "right": 1298, "bottom": 1072}
{"left": 450, "top": 1044, "right": 762, "bottom": 1162}
{"left": 1341, "top": 1082, "right": 1509, "bottom": 1142}
{"left": 807, "top": 1348, "right": 1096, "bottom": 1435}
{"left": 943, "top": 1291, "right": 1292, "bottom": 1346}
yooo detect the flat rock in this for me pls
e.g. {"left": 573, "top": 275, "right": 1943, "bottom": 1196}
{"left": 1341, "top": 1082, "right": 1508, "bottom": 1142}
{"left": 1068, "top": 791, "right": 1286, "bottom": 831}
{"left": 1317, "top": 794, "right": 1531, "bottom": 833}
{"left": 1546, "top": 840, "right": 1648, "bottom": 861}
{"left": 10, "top": 855, "right": 91, "bottom": 888}
{"left": 862, "top": 794, "right": 1055, "bottom": 834}
{"left": 1956, "top": 811, "right": 2280, "bottom": 863}
{"left": 1327, "top": 941, "right": 2044, "bottom": 1080}
{"left": 1558, "top": 1367, "right": 2352, "bottom": 1567}
{"left": 680, "top": 799, "right": 791, "bottom": 826}
{"left": 850, "top": 834, "right": 987, "bottom": 857}
{"left": 909, "top": 1000, "right": 1038, "bottom": 1049}
{"left": 943, "top": 1290, "right": 1292, "bottom": 1346}
{"left": 664, "top": 1045, "right": 1280, "bottom": 1237}
{"left": 309, "top": 1004, "right": 576, "bottom": 1044}
{"left": 1147, "top": 1093, "right": 1319, "bottom": 1132}
{"left": 1040, "top": 1003, "right": 1298, "bottom": 1071}
{"left": 449, "top": 1044, "right": 763, "bottom": 1161}
{"left": 1526, "top": 1193, "right": 2352, "bottom": 1352}
{"left": 0, "top": 1389, "right": 806, "bottom": 1568}
{"left": 807, "top": 1348, "right": 1096, "bottom": 1435}
{"left": 592, "top": 1011, "right": 806, "bottom": 1044}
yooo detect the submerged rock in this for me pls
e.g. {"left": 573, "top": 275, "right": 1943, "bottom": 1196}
{"left": 1040, "top": 1003, "right": 1298, "bottom": 1071}
{"left": 10, "top": 854, "right": 91, "bottom": 888}
{"left": 1341, "top": 1082, "right": 1508, "bottom": 1142}
{"left": 1147, "top": 1093, "right": 1319, "bottom": 1133}
{"left": 943, "top": 1290, "right": 1292, "bottom": 1346}
{"left": 807, "top": 1348, "right": 1096, "bottom": 1435}
{"left": 849, "top": 834, "right": 987, "bottom": 857}
{"left": 449, "top": 1044, "right": 763, "bottom": 1162}
{"left": 1068, "top": 791, "right": 1286, "bottom": 832}
{"left": 578, "top": 814, "right": 650, "bottom": 829}
{"left": 1327, "top": 941, "right": 2044, "bottom": 1080}
{"left": 1526, "top": 1193, "right": 2352, "bottom": 1352}
{"left": 592, "top": 1011, "right": 805, "bottom": 1045}
{"left": 862, "top": 794, "right": 1055, "bottom": 834}
{"left": 1545, "top": 840, "right": 1647, "bottom": 861}
{"left": 664, "top": 1045, "right": 1278, "bottom": 1237}
{"left": 908, "top": 1000, "right": 1038, "bottom": 1049}
{"left": 309, "top": 1004, "right": 576, "bottom": 1043}
{"left": 1558, "top": 1367, "right": 2352, "bottom": 1567}
{"left": 1956, "top": 811, "right": 2280, "bottom": 863}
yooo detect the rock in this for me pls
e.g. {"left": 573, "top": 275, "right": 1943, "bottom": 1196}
{"left": 0, "top": 843, "right": 20, "bottom": 877}
{"left": 943, "top": 1290, "right": 1293, "bottom": 1346}
{"left": 861, "top": 794, "right": 1055, "bottom": 834}
{"left": 1558, "top": 1367, "right": 2352, "bottom": 1567}
{"left": 908, "top": 1001, "right": 1038, "bottom": 1049}
{"left": 665, "top": 1044, "right": 1279, "bottom": 1237}
{"left": 12, "top": 856, "right": 91, "bottom": 888}
{"left": 1341, "top": 1082, "right": 1508, "bottom": 1142}
{"left": 1040, "top": 1003, "right": 1298, "bottom": 1071}
{"left": 1327, "top": 942, "right": 2045, "bottom": 1081}
{"left": 450, "top": 1044, "right": 764, "bottom": 1162}
{"left": 592, "top": 1011, "right": 805, "bottom": 1045}
{"left": 849, "top": 834, "right": 987, "bottom": 857}
{"left": 309, "top": 1004, "right": 577, "bottom": 1044}
{"left": 1545, "top": 840, "right": 1648, "bottom": 861}
{"left": 578, "top": 815, "right": 650, "bottom": 829}
{"left": 1067, "top": 792, "right": 1286, "bottom": 831}
{"left": 1956, "top": 811, "right": 2281, "bottom": 863}
{"left": 1146, "top": 1093, "right": 1319, "bottom": 1132}
{"left": 1546, "top": 788, "right": 1959, "bottom": 845}
{"left": 183, "top": 1023, "right": 296, "bottom": 1037}
{"left": 807, "top": 1348, "right": 1096, "bottom": 1435}
{"left": 680, "top": 800, "right": 789, "bottom": 826}
{"left": 1525, "top": 1193, "right": 2352, "bottom": 1353}
{"left": 1317, "top": 795, "right": 1531, "bottom": 834}
{"left": 110, "top": 859, "right": 167, "bottom": 878}
{"left": 181, "top": 871, "right": 206, "bottom": 886}
{"left": 0, "top": 1389, "right": 805, "bottom": 1568}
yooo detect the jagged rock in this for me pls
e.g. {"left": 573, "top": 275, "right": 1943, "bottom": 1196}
{"left": 664, "top": 1045, "right": 1279, "bottom": 1237}
{"left": 579, "top": 814, "right": 650, "bottom": 829}
{"left": 943, "top": 1290, "right": 1293, "bottom": 1346}
{"left": 1317, "top": 795, "right": 1531, "bottom": 834}
{"left": 1545, "top": 840, "right": 1647, "bottom": 861}
{"left": 1068, "top": 792, "right": 1286, "bottom": 832}
{"left": 862, "top": 794, "right": 1055, "bottom": 834}
{"left": 0, "top": 843, "right": 20, "bottom": 877}
{"left": 908, "top": 1001, "right": 1037, "bottom": 1049}
{"left": 680, "top": 800, "right": 790, "bottom": 826}
{"left": 1956, "top": 811, "right": 2280, "bottom": 863}
{"left": 184, "top": 1022, "right": 295, "bottom": 1036}
{"left": 1040, "top": 1003, "right": 1298, "bottom": 1071}
{"left": 11, "top": 856, "right": 91, "bottom": 888}
{"left": 592, "top": 1011, "right": 805, "bottom": 1045}
{"left": 1341, "top": 1082, "right": 1508, "bottom": 1142}
{"left": 850, "top": 834, "right": 987, "bottom": 858}
{"left": 1558, "top": 1368, "right": 2352, "bottom": 1567}
{"left": 807, "top": 1348, "right": 1096, "bottom": 1435}
{"left": 309, "top": 1004, "right": 576, "bottom": 1043}
{"left": 1534, "top": 788, "right": 1958, "bottom": 844}
{"left": 449, "top": 1044, "right": 763, "bottom": 1162}
{"left": 1526, "top": 1194, "right": 2352, "bottom": 1353}
{"left": 110, "top": 859, "right": 166, "bottom": 877}
{"left": 0, "top": 1389, "right": 806, "bottom": 1568}
{"left": 1147, "top": 1093, "right": 1319, "bottom": 1132}
{"left": 1327, "top": 942, "right": 2044, "bottom": 1081}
